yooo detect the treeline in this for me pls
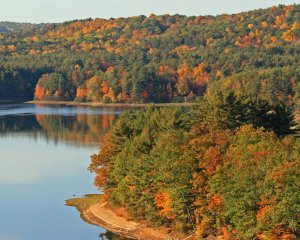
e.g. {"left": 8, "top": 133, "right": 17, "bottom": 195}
{"left": 0, "top": 5, "right": 299, "bottom": 105}
{"left": 0, "top": 22, "right": 44, "bottom": 33}
{"left": 89, "top": 92, "right": 299, "bottom": 239}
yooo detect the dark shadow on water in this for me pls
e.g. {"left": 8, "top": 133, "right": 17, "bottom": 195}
{"left": 99, "top": 232, "right": 129, "bottom": 240}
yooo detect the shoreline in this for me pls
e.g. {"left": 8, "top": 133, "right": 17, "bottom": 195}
{"left": 24, "top": 100, "right": 196, "bottom": 108}
{"left": 66, "top": 195, "right": 195, "bottom": 240}
{"left": 81, "top": 202, "right": 172, "bottom": 240}
{"left": 0, "top": 99, "right": 26, "bottom": 104}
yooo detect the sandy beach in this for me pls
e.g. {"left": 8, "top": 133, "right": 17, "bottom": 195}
{"left": 66, "top": 195, "right": 196, "bottom": 240}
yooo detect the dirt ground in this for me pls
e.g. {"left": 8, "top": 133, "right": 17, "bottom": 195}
{"left": 82, "top": 201, "right": 176, "bottom": 240}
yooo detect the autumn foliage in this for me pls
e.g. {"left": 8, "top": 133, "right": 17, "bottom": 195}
{"left": 89, "top": 99, "right": 299, "bottom": 238}
{"left": 0, "top": 5, "right": 299, "bottom": 105}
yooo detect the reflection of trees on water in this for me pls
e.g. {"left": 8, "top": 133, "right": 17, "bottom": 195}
{"left": 0, "top": 112, "right": 118, "bottom": 147}
{"left": 0, "top": 115, "right": 42, "bottom": 134}
{"left": 36, "top": 113, "right": 117, "bottom": 146}
{"left": 99, "top": 232, "right": 128, "bottom": 240}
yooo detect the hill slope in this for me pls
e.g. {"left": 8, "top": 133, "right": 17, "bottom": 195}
{"left": 0, "top": 4, "right": 299, "bottom": 105}
{"left": 0, "top": 21, "right": 44, "bottom": 33}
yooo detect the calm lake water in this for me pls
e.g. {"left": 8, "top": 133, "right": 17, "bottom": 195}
{"left": 0, "top": 104, "right": 125, "bottom": 240}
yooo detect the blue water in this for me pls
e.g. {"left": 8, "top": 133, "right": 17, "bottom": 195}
{"left": 0, "top": 104, "right": 123, "bottom": 240}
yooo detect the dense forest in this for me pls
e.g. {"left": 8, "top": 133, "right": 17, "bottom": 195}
{"left": 89, "top": 92, "right": 299, "bottom": 239}
{"left": 0, "top": 22, "right": 44, "bottom": 33}
{"left": 0, "top": 4, "right": 299, "bottom": 106}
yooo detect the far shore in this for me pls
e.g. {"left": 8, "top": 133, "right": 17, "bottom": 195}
{"left": 24, "top": 100, "right": 196, "bottom": 108}
{"left": 0, "top": 99, "right": 26, "bottom": 104}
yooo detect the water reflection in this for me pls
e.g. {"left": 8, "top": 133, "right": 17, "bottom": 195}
{"left": 0, "top": 104, "right": 122, "bottom": 147}
{"left": 36, "top": 113, "right": 117, "bottom": 146}
{"left": 0, "top": 104, "right": 126, "bottom": 240}
{"left": 0, "top": 104, "right": 124, "bottom": 116}
{"left": 99, "top": 232, "right": 127, "bottom": 240}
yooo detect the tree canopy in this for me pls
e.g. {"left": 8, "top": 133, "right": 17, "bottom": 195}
{"left": 0, "top": 4, "right": 299, "bottom": 106}
{"left": 89, "top": 95, "right": 299, "bottom": 239}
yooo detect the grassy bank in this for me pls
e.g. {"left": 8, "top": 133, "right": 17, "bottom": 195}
{"left": 65, "top": 194, "right": 103, "bottom": 211}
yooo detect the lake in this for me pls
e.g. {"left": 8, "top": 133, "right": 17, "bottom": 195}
{"left": 0, "top": 103, "right": 125, "bottom": 240}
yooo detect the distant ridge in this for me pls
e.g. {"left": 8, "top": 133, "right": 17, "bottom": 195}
{"left": 0, "top": 21, "right": 46, "bottom": 33}
{"left": 0, "top": 4, "right": 299, "bottom": 107}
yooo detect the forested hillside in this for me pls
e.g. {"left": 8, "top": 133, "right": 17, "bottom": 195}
{"left": 0, "top": 22, "right": 44, "bottom": 33}
{"left": 89, "top": 93, "right": 299, "bottom": 239}
{"left": 0, "top": 4, "right": 299, "bottom": 105}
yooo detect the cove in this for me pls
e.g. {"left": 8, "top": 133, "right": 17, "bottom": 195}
{"left": 0, "top": 103, "right": 124, "bottom": 240}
